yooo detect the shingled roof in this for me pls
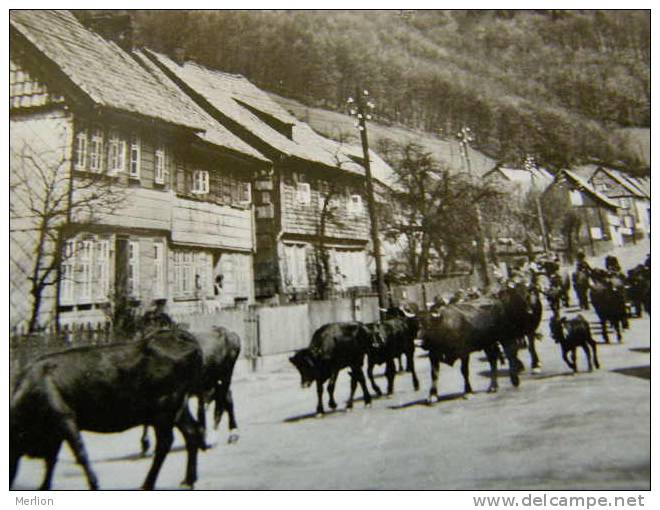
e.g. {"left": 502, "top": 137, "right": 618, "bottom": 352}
{"left": 560, "top": 169, "right": 620, "bottom": 210}
{"left": 144, "top": 49, "right": 395, "bottom": 184}
{"left": 10, "top": 10, "right": 204, "bottom": 131}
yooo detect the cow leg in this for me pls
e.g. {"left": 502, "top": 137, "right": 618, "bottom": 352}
{"left": 9, "top": 446, "right": 20, "bottom": 489}
{"left": 142, "top": 424, "right": 174, "bottom": 490}
{"left": 502, "top": 343, "right": 521, "bottom": 387}
{"left": 561, "top": 346, "right": 575, "bottom": 371}
{"left": 600, "top": 319, "right": 610, "bottom": 343}
{"left": 367, "top": 358, "right": 382, "bottom": 396}
{"left": 407, "top": 348, "right": 420, "bottom": 391}
{"left": 195, "top": 392, "right": 208, "bottom": 450}
{"left": 571, "top": 348, "right": 578, "bottom": 373}
{"left": 613, "top": 320, "right": 623, "bottom": 343}
{"left": 460, "top": 356, "right": 473, "bottom": 396}
{"left": 315, "top": 378, "right": 325, "bottom": 416}
{"left": 484, "top": 345, "right": 499, "bottom": 393}
{"left": 527, "top": 333, "right": 541, "bottom": 373}
{"left": 39, "top": 443, "right": 62, "bottom": 491}
{"left": 589, "top": 337, "right": 600, "bottom": 369}
{"left": 61, "top": 416, "right": 98, "bottom": 490}
{"left": 140, "top": 426, "right": 151, "bottom": 456}
{"left": 427, "top": 353, "right": 440, "bottom": 404}
{"left": 327, "top": 371, "right": 339, "bottom": 410}
{"left": 176, "top": 407, "right": 201, "bottom": 489}
{"left": 353, "top": 365, "right": 372, "bottom": 407}
{"left": 582, "top": 344, "right": 593, "bottom": 372}
{"left": 385, "top": 357, "right": 396, "bottom": 396}
{"left": 346, "top": 370, "right": 358, "bottom": 410}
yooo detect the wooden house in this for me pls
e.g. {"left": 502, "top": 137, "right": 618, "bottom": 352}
{"left": 542, "top": 169, "right": 621, "bottom": 256}
{"left": 587, "top": 166, "right": 650, "bottom": 241}
{"left": 144, "top": 50, "right": 391, "bottom": 301}
{"left": 10, "top": 10, "right": 271, "bottom": 328}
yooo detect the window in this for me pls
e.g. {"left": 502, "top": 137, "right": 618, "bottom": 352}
{"left": 192, "top": 170, "right": 210, "bottom": 195}
{"left": 348, "top": 194, "right": 363, "bottom": 216}
{"left": 296, "top": 182, "right": 311, "bottom": 205}
{"left": 60, "top": 240, "right": 75, "bottom": 304}
{"left": 75, "top": 129, "right": 88, "bottom": 170}
{"left": 173, "top": 250, "right": 212, "bottom": 298}
{"left": 127, "top": 240, "right": 140, "bottom": 297}
{"left": 239, "top": 181, "right": 251, "bottom": 205}
{"left": 89, "top": 128, "right": 104, "bottom": 173}
{"left": 155, "top": 146, "right": 167, "bottom": 185}
{"left": 95, "top": 239, "right": 110, "bottom": 300}
{"left": 590, "top": 227, "right": 603, "bottom": 240}
{"left": 78, "top": 240, "right": 94, "bottom": 301}
{"left": 108, "top": 131, "right": 126, "bottom": 174}
{"left": 285, "top": 244, "right": 308, "bottom": 288}
{"left": 153, "top": 242, "right": 165, "bottom": 298}
{"left": 174, "top": 251, "right": 194, "bottom": 296}
{"left": 569, "top": 190, "right": 583, "bottom": 206}
{"left": 129, "top": 134, "right": 141, "bottom": 178}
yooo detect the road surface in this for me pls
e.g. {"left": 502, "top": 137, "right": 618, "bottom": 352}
{"left": 12, "top": 245, "right": 650, "bottom": 490}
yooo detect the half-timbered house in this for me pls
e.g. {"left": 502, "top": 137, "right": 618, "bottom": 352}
{"left": 10, "top": 10, "right": 270, "bottom": 328}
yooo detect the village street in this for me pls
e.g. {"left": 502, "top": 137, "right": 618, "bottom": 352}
{"left": 12, "top": 246, "right": 650, "bottom": 491}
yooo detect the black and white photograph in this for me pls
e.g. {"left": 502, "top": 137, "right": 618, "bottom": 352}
{"left": 8, "top": 7, "right": 651, "bottom": 494}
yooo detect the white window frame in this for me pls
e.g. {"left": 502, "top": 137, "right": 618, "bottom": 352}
{"left": 297, "top": 182, "right": 311, "bottom": 205}
{"left": 285, "top": 244, "right": 309, "bottom": 288}
{"left": 108, "top": 131, "right": 126, "bottom": 174}
{"left": 153, "top": 242, "right": 165, "bottom": 298}
{"left": 191, "top": 169, "right": 210, "bottom": 195}
{"left": 127, "top": 240, "right": 140, "bottom": 297}
{"left": 155, "top": 146, "right": 167, "bottom": 185}
{"left": 60, "top": 240, "right": 76, "bottom": 304}
{"left": 129, "top": 134, "right": 141, "bottom": 178}
{"left": 78, "top": 239, "right": 94, "bottom": 302}
{"left": 89, "top": 128, "right": 104, "bottom": 173}
{"left": 95, "top": 239, "right": 110, "bottom": 300}
{"left": 74, "top": 129, "right": 88, "bottom": 171}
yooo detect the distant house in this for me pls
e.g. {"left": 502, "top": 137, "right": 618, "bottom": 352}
{"left": 144, "top": 50, "right": 393, "bottom": 301}
{"left": 542, "top": 169, "right": 621, "bottom": 255}
{"left": 482, "top": 165, "right": 553, "bottom": 196}
{"left": 587, "top": 166, "right": 650, "bottom": 241}
{"left": 10, "top": 10, "right": 270, "bottom": 328}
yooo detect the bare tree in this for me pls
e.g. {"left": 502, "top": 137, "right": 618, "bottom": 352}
{"left": 10, "top": 143, "right": 125, "bottom": 333}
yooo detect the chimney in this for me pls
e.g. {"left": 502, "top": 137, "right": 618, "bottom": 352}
{"left": 80, "top": 12, "right": 134, "bottom": 52}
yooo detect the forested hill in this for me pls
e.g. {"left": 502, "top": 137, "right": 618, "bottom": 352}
{"left": 128, "top": 10, "right": 650, "bottom": 174}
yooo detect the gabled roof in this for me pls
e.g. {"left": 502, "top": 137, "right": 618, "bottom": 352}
{"left": 484, "top": 165, "right": 553, "bottom": 192}
{"left": 628, "top": 175, "right": 650, "bottom": 199}
{"left": 132, "top": 50, "right": 269, "bottom": 164}
{"left": 594, "top": 167, "right": 648, "bottom": 199}
{"left": 144, "top": 49, "right": 395, "bottom": 183}
{"left": 10, "top": 10, "right": 202, "bottom": 131}
{"left": 559, "top": 169, "right": 620, "bottom": 210}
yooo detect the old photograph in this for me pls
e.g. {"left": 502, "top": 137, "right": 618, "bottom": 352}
{"left": 8, "top": 9, "right": 650, "bottom": 492}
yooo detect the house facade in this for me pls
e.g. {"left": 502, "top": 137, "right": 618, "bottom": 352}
{"left": 144, "top": 50, "right": 387, "bottom": 301}
{"left": 588, "top": 166, "right": 651, "bottom": 241}
{"left": 542, "top": 169, "right": 621, "bottom": 257}
{"left": 10, "top": 10, "right": 270, "bottom": 329}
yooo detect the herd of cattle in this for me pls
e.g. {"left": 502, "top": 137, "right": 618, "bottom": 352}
{"left": 9, "top": 255, "right": 650, "bottom": 490}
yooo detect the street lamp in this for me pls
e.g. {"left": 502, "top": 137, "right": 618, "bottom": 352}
{"left": 348, "top": 88, "right": 387, "bottom": 311}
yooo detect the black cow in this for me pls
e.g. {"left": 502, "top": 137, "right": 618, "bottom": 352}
{"left": 590, "top": 269, "right": 627, "bottom": 343}
{"left": 549, "top": 314, "right": 600, "bottom": 373}
{"left": 416, "top": 284, "right": 527, "bottom": 403}
{"left": 290, "top": 322, "right": 373, "bottom": 415}
{"left": 573, "top": 270, "right": 590, "bottom": 310}
{"left": 140, "top": 325, "right": 242, "bottom": 455}
{"left": 365, "top": 317, "right": 420, "bottom": 397}
{"left": 10, "top": 329, "right": 205, "bottom": 490}
{"left": 627, "top": 264, "right": 651, "bottom": 317}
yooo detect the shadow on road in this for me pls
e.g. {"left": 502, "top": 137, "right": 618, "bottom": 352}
{"left": 387, "top": 391, "right": 466, "bottom": 410}
{"left": 629, "top": 347, "right": 650, "bottom": 354}
{"left": 283, "top": 408, "right": 349, "bottom": 423}
{"left": 96, "top": 443, "right": 200, "bottom": 463}
{"left": 611, "top": 365, "right": 650, "bottom": 380}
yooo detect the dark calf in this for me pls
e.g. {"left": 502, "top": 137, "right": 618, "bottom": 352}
{"left": 549, "top": 314, "right": 600, "bottom": 373}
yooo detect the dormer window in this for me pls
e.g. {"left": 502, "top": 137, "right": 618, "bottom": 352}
{"left": 155, "top": 146, "right": 167, "bottom": 185}
{"left": 297, "top": 182, "right": 311, "bottom": 205}
{"left": 192, "top": 169, "right": 209, "bottom": 195}
{"left": 129, "top": 134, "right": 141, "bottom": 178}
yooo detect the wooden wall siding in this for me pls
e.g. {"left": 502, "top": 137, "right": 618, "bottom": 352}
{"left": 10, "top": 111, "right": 73, "bottom": 328}
{"left": 172, "top": 196, "right": 254, "bottom": 251}
{"left": 279, "top": 174, "right": 370, "bottom": 240}
{"left": 10, "top": 57, "right": 64, "bottom": 109}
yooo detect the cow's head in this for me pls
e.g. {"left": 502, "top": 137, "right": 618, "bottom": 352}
{"left": 548, "top": 314, "right": 567, "bottom": 344}
{"left": 289, "top": 349, "right": 317, "bottom": 388}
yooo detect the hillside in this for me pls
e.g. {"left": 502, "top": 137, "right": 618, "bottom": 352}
{"left": 126, "top": 10, "right": 650, "bottom": 173}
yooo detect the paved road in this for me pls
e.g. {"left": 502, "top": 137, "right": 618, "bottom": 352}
{"left": 12, "top": 298, "right": 650, "bottom": 490}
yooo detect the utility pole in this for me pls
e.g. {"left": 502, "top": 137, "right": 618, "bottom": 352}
{"left": 348, "top": 88, "right": 387, "bottom": 311}
{"left": 458, "top": 126, "right": 490, "bottom": 288}
{"left": 525, "top": 155, "right": 550, "bottom": 253}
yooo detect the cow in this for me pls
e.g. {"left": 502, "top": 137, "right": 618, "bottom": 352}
{"left": 590, "top": 268, "right": 627, "bottom": 343}
{"left": 365, "top": 316, "right": 420, "bottom": 397}
{"left": 549, "top": 314, "right": 600, "bottom": 373}
{"left": 140, "top": 325, "right": 242, "bottom": 455}
{"left": 10, "top": 328, "right": 205, "bottom": 490}
{"left": 627, "top": 264, "right": 651, "bottom": 318}
{"left": 290, "top": 322, "right": 373, "bottom": 416}
{"left": 416, "top": 283, "right": 527, "bottom": 403}
{"left": 573, "top": 270, "right": 590, "bottom": 310}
